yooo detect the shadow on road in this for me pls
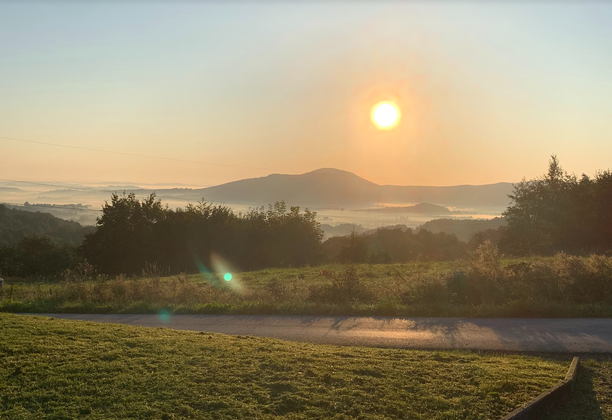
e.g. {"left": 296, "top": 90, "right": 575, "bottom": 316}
{"left": 31, "top": 314, "right": 612, "bottom": 352}
{"left": 298, "top": 315, "right": 612, "bottom": 352}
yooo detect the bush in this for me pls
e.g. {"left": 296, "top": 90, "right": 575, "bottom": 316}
{"left": 457, "top": 241, "right": 504, "bottom": 304}
{"left": 444, "top": 251, "right": 612, "bottom": 305}
{"left": 444, "top": 271, "right": 481, "bottom": 305}
{"left": 62, "top": 261, "right": 96, "bottom": 283}
{"left": 504, "top": 261, "right": 559, "bottom": 302}
{"left": 401, "top": 275, "right": 447, "bottom": 305}
{"left": 553, "top": 253, "right": 612, "bottom": 303}
{"left": 308, "top": 266, "right": 372, "bottom": 304}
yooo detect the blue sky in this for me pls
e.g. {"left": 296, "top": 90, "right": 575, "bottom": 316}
{"left": 1, "top": 2, "right": 611, "bottom": 186}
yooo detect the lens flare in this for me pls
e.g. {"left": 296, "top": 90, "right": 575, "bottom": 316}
{"left": 210, "top": 252, "right": 243, "bottom": 293}
{"left": 158, "top": 309, "right": 171, "bottom": 323}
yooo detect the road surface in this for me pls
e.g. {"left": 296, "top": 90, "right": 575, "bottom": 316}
{"left": 29, "top": 313, "right": 612, "bottom": 352}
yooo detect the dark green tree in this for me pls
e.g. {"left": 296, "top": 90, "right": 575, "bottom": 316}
{"left": 82, "top": 193, "right": 166, "bottom": 275}
{"left": 0, "top": 236, "right": 78, "bottom": 278}
{"left": 501, "top": 155, "right": 612, "bottom": 255}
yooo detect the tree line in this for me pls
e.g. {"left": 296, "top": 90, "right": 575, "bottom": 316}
{"left": 80, "top": 195, "right": 323, "bottom": 275}
{"left": 500, "top": 156, "right": 612, "bottom": 255}
{"left": 1, "top": 156, "right": 611, "bottom": 278}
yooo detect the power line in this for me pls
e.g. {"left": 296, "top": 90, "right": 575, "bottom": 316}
{"left": 0, "top": 178, "right": 258, "bottom": 207}
{"left": 0, "top": 135, "right": 275, "bottom": 172}
{"left": 0, "top": 178, "right": 99, "bottom": 191}
{"left": 1, "top": 135, "right": 514, "bottom": 187}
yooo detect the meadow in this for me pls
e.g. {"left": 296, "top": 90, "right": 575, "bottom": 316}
{"left": 0, "top": 313, "right": 570, "bottom": 419}
{"left": 543, "top": 356, "right": 612, "bottom": 420}
{"left": 3, "top": 246, "right": 612, "bottom": 318}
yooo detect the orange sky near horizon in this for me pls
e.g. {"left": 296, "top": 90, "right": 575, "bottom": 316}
{"left": 2, "top": 3, "right": 612, "bottom": 188}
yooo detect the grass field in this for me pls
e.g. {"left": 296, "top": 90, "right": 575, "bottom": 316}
{"left": 544, "top": 357, "right": 612, "bottom": 420}
{"left": 3, "top": 256, "right": 612, "bottom": 317}
{"left": 0, "top": 313, "right": 571, "bottom": 419}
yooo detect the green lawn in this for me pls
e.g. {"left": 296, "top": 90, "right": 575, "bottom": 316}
{"left": 544, "top": 356, "right": 612, "bottom": 420}
{"left": 0, "top": 313, "right": 569, "bottom": 419}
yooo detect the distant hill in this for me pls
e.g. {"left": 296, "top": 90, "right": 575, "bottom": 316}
{"left": 192, "top": 168, "right": 514, "bottom": 208}
{"left": 195, "top": 168, "right": 379, "bottom": 207}
{"left": 5, "top": 202, "right": 99, "bottom": 226}
{"left": 0, "top": 204, "right": 92, "bottom": 246}
{"left": 0, "top": 168, "right": 515, "bottom": 214}
{"left": 417, "top": 217, "right": 507, "bottom": 242}
{"left": 320, "top": 223, "right": 366, "bottom": 239}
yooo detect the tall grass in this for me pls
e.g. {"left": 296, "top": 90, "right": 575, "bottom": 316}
{"left": 3, "top": 247, "right": 612, "bottom": 317}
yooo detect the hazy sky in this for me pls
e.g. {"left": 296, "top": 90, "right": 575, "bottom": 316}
{"left": 1, "top": 1, "right": 611, "bottom": 187}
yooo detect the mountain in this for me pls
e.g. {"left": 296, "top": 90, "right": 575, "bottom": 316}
{"left": 0, "top": 168, "right": 515, "bottom": 212}
{"left": 193, "top": 168, "right": 514, "bottom": 208}
{"left": 195, "top": 168, "right": 379, "bottom": 207}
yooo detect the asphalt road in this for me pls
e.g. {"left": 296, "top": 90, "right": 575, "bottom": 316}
{"left": 30, "top": 314, "right": 612, "bottom": 352}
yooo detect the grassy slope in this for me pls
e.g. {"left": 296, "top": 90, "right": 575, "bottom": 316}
{"left": 0, "top": 313, "right": 568, "bottom": 420}
{"left": 4, "top": 259, "right": 612, "bottom": 317}
{"left": 544, "top": 357, "right": 612, "bottom": 420}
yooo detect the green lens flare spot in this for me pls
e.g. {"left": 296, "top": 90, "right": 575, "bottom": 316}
{"left": 158, "top": 309, "right": 171, "bottom": 323}
{"left": 224, "top": 273, "right": 232, "bottom": 282}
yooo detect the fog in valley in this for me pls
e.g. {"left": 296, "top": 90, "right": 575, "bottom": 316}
{"left": 0, "top": 169, "right": 509, "bottom": 240}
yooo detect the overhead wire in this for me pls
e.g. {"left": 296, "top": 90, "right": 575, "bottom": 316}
{"left": 0, "top": 135, "right": 275, "bottom": 172}
{"left": 1, "top": 135, "right": 511, "bottom": 215}
{"left": 1, "top": 135, "right": 507, "bottom": 187}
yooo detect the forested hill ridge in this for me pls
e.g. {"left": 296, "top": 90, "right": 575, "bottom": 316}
{"left": 194, "top": 168, "right": 514, "bottom": 208}
{"left": 0, "top": 204, "right": 91, "bottom": 246}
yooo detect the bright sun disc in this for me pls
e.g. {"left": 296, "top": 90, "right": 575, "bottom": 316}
{"left": 371, "top": 102, "right": 400, "bottom": 130}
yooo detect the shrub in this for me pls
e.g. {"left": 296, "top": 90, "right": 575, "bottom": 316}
{"left": 401, "top": 275, "right": 447, "bottom": 305}
{"left": 62, "top": 260, "right": 96, "bottom": 283}
{"left": 553, "top": 253, "right": 612, "bottom": 303}
{"left": 504, "top": 261, "right": 559, "bottom": 302}
{"left": 308, "top": 266, "right": 372, "bottom": 304}
{"left": 444, "top": 271, "right": 481, "bottom": 305}
{"left": 458, "top": 241, "right": 504, "bottom": 304}
{"left": 265, "top": 278, "right": 288, "bottom": 300}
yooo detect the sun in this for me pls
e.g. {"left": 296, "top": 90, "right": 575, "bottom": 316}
{"left": 371, "top": 101, "right": 400, "bottom": 130}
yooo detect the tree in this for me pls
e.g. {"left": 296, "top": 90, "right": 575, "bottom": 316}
{"left": 82, "top": 195, "right": 324, "bottom": 275}
{"left": 0, "top": 236, "right": 78, "bottom": 278}
{"left": 501, "top": 155, "right": 612, "bottom": 255}
{"left": 82, "top": 193, "right": 166, "bottom": 275}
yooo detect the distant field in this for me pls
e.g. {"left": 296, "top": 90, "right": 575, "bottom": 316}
{"left": 3, "top": 257, "right": 612, "bottom": 318}
{"left": 0, "top": 313, "right": 569, "bottom": 419}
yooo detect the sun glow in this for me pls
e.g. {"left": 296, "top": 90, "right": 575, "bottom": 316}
{"left": 371, "top": 102, "right": 400, "bottom": 130}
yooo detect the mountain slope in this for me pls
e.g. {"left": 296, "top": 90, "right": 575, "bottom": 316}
{"left": 0, "top": 204, "right": 90, "bottom": 246}
{"left": 197, "top": 168, "right": 380, "bottom": 207}
{"left": 195, "top": 168, "right": 514, "bottom": 208}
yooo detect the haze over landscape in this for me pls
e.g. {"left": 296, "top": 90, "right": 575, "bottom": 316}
{"left": 0, "top": 168, "right": 512, "bottom": 232}
{"left": 4, "top": 2, "right": 612, "bottom": 419}
{"left": 2, "top": 2, "right": 612, "bottom": 191}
